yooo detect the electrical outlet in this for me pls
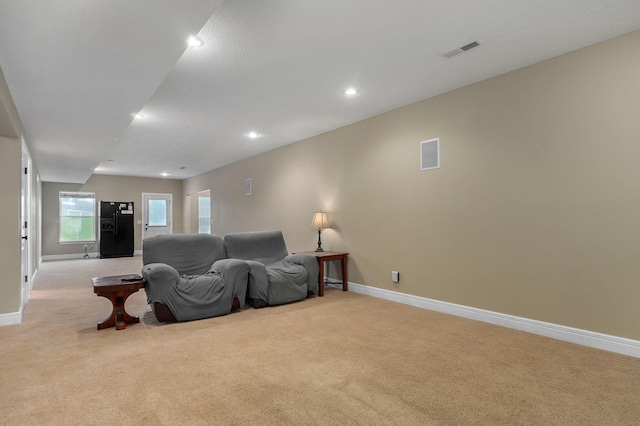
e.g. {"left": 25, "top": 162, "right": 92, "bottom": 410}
{"left": 391, "top": 271, "right": 400, "bottom": 283}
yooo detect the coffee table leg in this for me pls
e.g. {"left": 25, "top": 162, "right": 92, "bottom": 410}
{"left": 96, "top": 289, "right": 140, "bottom": 330}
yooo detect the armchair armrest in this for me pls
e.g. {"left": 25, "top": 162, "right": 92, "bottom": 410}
{"left": 141, "top": 263, "right": 181, "bottom": 304}
{"left": 285, "top": 253, "right": 319, "bottom": 295}
{"left": 244, "top": 260, "right": 269, "bottom": 308}
{"left": 209, "top": 258, "right": 248, "bottom": 273}
{"left": 208, "top": 258, "right": 250, "bottom": 309}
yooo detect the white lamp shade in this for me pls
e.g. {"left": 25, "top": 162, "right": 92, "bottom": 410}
{"left": 311, "top": 211, "right": 329, "bottom": 229}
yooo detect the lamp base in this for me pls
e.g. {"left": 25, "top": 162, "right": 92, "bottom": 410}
{"left": 315, "top": 228, "right": 324, "bottom": 252}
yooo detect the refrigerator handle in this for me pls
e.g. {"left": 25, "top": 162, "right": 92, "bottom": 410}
{"left": 114, "top": 212, "right": 118, "bottom": 238}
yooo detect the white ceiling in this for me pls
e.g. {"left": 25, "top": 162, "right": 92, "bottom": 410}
{"left": 1, "top": 0, "right": 639, "bottom": 183}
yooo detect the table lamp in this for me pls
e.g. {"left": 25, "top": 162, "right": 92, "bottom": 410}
{"left": 311, "top": 211, "right": 330, "bottom": 252}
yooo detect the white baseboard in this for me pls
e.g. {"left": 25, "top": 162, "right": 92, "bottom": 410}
{"left": 327, "top": 280, "right": 640, "bottom": 358}
{"left": 42, "top": 253, "right": 99, "bottom": 261}
{"left": 42, "top": 251, "right": 142, "bottom": 262}
{"left": 0, "top": 310, "right": 22, "bottom": 326}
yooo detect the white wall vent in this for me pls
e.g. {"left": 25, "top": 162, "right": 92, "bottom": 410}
{"left": 421, "top": 138, "right": 440, "bottom": 171}
{"left": 245, "top": 178, "right": 252, "bottom": 195}
{"left": 442, "top": 40, "right": 483, "bottom": 58}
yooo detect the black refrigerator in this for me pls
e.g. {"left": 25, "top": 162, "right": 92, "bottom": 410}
{"left": 99, "top": 201, "right": 134, "bottom": 258}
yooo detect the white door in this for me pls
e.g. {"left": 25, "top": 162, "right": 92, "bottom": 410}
{"left": 142, "top": 193, "right": 172, "bottom": 242}
{"left": 20, "top": 142, "right": 31, "bottom": 308}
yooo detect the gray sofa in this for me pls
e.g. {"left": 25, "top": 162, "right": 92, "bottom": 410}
{"left": 141, "top": 233, "right": 249, "bottom": 322}
{"left": 225, "top": 230, "right": 319, "bottom": 308}
{"left": 141, "top": 231, "right": 319, "bottom": 321}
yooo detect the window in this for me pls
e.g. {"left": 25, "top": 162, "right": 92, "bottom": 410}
{"left": 148, "top": 199, "right": 168, "bottom": 226}
{"left": 198, "top": 196, "right": 211, "bottom": 234}
{"left": 59, "top": 191, "right": 96, "bottom": 243}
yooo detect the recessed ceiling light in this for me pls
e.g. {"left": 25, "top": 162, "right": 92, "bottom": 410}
{"left": 187, "top": 36, "right": 204, "bottom": 48}
{"left": 133, "top": 112, "right": 144, "bottom": 119}
{"left": 247, "top": 131, "right": 259, "bottom": 139}
{"left": 161, "top": 172, "right": 170, "bottom": 177}
{"left": 343, "top": 87, "right": 358, "bottom": 96}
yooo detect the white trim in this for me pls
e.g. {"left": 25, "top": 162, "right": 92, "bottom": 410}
{"left": 42, "top": 251, "right": 141, "bottom": 262}
{"left": 43, "top": 253, "right": 99, "bottom": 261}
{"left": 29, "top": 267, "right": 39, "bottom": 291}
{"left": 0, "top": 310, "right": 22, "bottom": 326}
{"left": 329, "top": 279, "right": 640, "bottom": 358}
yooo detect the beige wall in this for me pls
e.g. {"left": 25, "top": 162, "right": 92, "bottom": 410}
{"left": 184, "top": 30, "right": 640, "bottom": 340}
{"left": 42, "top": 174, "right": 183, "bottom": 256}
{"left": 0, "top": 136, "right": 21, "bottom": 314}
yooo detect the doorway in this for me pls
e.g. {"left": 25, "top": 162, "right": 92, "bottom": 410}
{"left": 186, "top": 189, "right": 211, "bottom": 234}
{"left": 142, "top": 193, "right": 173, "bottom": 241}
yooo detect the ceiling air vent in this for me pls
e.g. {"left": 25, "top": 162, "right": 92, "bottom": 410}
{"left": 442, "top": 40, "right": 483, "bottom": 58}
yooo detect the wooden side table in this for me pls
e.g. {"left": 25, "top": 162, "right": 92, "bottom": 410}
{"left": 298, "top": 251, "right": 349, "bottom": 297}
{"left": 93, "top": 275, "right": 145, "bottom": 330}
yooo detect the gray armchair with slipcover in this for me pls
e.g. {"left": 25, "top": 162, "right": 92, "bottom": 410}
{"left": 224, "top": 230, "right": 319, "bottom": 308}
{"left": 141, "top": 233, "right": 249, "bottom": 322}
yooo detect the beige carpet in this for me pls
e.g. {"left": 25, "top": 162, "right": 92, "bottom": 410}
{"left": 1, "top": 257, "right": 639, "bottom": 425}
